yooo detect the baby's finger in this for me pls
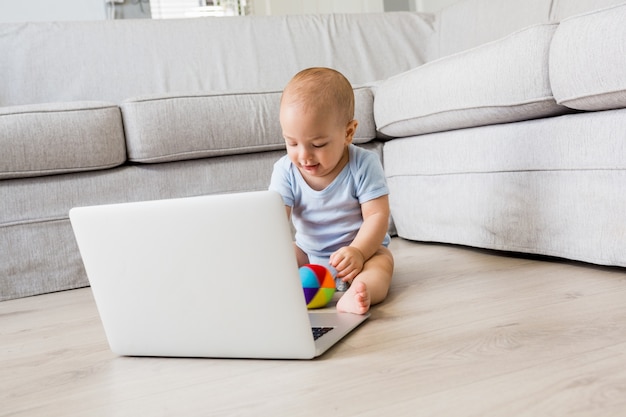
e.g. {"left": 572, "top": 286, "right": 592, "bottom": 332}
{"left": 329, "top": 251, "right": 344, "bottom": 268}
{"left": 341, "top": 269, "right": 358, "bottom": 283}
{"left": 335, "top": 263, "right": 348, "bottom": 278}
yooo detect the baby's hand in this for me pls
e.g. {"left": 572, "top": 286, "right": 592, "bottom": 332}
{"left": 330, "top": 246, "right": 365, "bottom": 283}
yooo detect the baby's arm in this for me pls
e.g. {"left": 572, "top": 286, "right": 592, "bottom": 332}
{"left": 330, "top": 195, "right": 390, "bottom": 282}
{"left": 285, "top": 205, "right": 310, "bottom": 267}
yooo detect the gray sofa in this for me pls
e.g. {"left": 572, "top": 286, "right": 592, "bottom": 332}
{"left": 1, "top": 0, "right": 625, "bottom": 301}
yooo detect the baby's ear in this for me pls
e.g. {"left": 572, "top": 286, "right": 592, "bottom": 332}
{"left": 345, "top": 119, "right": 358, "bottom": 143}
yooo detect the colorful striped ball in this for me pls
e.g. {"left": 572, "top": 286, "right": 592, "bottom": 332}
{"left": 299, "top": 264, "right": 336, "bottom": 309}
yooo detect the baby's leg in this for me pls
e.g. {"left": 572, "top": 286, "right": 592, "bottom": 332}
{"left": 336, "top": 247, "right": 394, "bottom": 314}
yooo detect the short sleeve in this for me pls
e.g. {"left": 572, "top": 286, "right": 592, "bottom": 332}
{"left": 269, "top": 155, "right": 296, "bottom": 207}
{"left": 351, "top": 146, "right": 389, "bottom": 204}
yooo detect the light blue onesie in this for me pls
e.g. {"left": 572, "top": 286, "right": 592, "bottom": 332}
{"left": 269, "top": 144, "right": 390, "bottom": 288}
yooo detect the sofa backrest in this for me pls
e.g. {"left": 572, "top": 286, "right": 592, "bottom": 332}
{"left": 0, "top": 13, "right": 436, "bottom": 106}
{"left": 550, "top": 0, "right": 626, "bottom": 20}
{"left": 435, "top": 0, "right": 626, "bottom": 59}
{"left": 435, "top": 0, "right": 553, "bottom": 58}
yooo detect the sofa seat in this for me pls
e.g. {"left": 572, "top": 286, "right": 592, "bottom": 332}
{"left": 384, "top": 108, "right": 626, "bottom": 266}
{"left": 374, "top": 23, "right": 567, "bottom": 138}
{"left": 0, "top": 151, "right": 286, "bottom": 299}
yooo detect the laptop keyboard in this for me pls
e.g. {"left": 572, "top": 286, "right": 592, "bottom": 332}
{"left": 312, "top": 326, "right": 334, "bottom": 340}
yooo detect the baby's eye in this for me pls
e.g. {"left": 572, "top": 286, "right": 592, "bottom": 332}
{"left": 312, "top": 143, "right": 327, "bottom": 148}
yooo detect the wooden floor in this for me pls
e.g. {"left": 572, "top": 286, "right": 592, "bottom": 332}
{"left": 3, "top": 238, "right": 626, "bottom": 416}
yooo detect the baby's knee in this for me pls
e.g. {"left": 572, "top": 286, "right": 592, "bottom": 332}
{"left": 373, "top": 247, "right": 394, "bottom": 272}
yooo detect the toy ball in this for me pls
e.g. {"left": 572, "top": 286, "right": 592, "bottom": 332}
{"left": 299, "top": 264, "right": 336, "bottom": 309}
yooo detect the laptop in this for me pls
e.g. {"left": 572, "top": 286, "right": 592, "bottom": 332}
{"left": 69, "top": 190, "right": 369, "bottom": 359}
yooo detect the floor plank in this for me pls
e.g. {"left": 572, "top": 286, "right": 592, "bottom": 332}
{"left": 2, "top": 238, "right": 626, "bottom": 416}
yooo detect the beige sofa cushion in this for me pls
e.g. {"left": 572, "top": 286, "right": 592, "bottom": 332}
{"left": 0, "top": 102, "right": 126, "bottom": 180}
{"left": 122, "top": 87, "right": 376, "bottom": 164}
{"left": 375, "top": 23, "right": 565, "bottom": 138}
{"left": 549, "top": 3, "right": 626, "bottom": 111}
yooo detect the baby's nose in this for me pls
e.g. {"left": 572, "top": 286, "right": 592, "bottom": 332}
{"left": 298, "top": 148, "right": 312, "bottom": 162}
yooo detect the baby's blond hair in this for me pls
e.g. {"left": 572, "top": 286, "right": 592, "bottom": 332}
{"left": 281, "top": 67, "right": 355, "bottom": 125}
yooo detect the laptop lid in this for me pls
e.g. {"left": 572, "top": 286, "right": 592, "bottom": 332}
{"left": 69, "top": 190, "right": 368, "bottom": 359}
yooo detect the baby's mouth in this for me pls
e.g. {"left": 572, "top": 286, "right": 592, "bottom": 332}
{"left": 301, "top": 164, "right": 319, "bottom": 173}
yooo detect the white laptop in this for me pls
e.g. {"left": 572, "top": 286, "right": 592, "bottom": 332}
{"left": 69, "top": 190, "right": 369, "bottom": 359}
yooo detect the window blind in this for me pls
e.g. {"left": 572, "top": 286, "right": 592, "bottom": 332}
{"left": 149, "top": 0, "right": 250, "bottom": 18}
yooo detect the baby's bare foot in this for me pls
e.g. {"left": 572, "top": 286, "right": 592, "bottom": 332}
{"left": 336, "top": 280, "right": 370, "bottom": 315}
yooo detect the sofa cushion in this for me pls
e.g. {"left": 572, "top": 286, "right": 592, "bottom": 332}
{"left": 121, "top": 87, "right": 376, "bottom": 163}
{"left": 549, "top": 3, "right": 626, "bottom": 111}
{"left": 0, "top": 102, "right": 126, "bottom": 180}
{"left": 383, "top": 109, "right": 626, "bottom": 179}
{"left": 375, "top": 23, "right": 566, "bottom": 138}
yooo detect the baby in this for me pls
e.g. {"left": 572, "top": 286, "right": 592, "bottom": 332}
{"left": 269, "top": 67, "right": 394, "bottom": 314}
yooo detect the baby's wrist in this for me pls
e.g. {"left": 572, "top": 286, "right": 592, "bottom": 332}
{"left": 348, "top": 246, "right": 365, "bottom": 262}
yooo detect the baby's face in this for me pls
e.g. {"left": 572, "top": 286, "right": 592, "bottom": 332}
{"left": 280, "top": 101, "right": 356, "bottom": 186}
